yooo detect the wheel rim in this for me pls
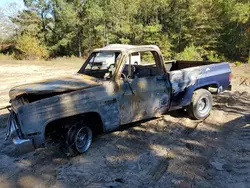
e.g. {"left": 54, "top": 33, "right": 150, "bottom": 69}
{"left": 197, "top": 96, "right": 210, "bottom": 115}
{"left": 75, "top": 127, "right": 89, "bottom": 150}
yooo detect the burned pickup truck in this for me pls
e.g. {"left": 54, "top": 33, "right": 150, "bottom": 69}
{"left": 6, "top": 44, "right": 232, "bottom": 154}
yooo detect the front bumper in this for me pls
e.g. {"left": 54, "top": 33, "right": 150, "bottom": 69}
{"left": 6, "top": 111, "right": 33, "bottom": 148}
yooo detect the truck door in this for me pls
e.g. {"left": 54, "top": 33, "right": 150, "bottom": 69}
{"left": 119, "top": 50, "right": 171, "bottom": 124}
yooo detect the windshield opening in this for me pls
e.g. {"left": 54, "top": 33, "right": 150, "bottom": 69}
{"left": 79, "top": 51, "right": 121, "bottom": 79}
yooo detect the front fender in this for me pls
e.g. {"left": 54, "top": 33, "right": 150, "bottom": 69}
{"left": 15, "top": 86, "right": 121, "bottom": 148}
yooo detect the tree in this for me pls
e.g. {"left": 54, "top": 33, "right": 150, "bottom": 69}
{"left": 0, "top": 3, "right": 19, "bottom": 42}
{"left": 219, "top": 0, "right": 250, "bottom": 60}
{"left": 16, "top": 34, "right": 49, "bottom": 60}
{"left": 1, "top": 0, "right": 248, "bottom": 61}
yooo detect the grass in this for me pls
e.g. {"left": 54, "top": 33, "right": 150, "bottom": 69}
{"left": 235, "top": 61, "right": 242, "bottom": 66}
{"left": 48, "top": 55, "right": 84, "bottom": 62}
{"left": 0, "top": 53, "right": 15, "bottom": 61}
{"left": 0, "top": 53, "right": 84, "bottom": 66}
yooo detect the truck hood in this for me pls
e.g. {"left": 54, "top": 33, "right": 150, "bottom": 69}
{"left": 9, "top": 74, "right": 102, "bottom": 99}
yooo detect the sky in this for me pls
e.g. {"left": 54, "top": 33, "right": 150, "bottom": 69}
{"left": 0, "top": 0, "right": 24, "bottom": 38}
{"left": 0, "top": 0, "right": 25, "bottom": 12}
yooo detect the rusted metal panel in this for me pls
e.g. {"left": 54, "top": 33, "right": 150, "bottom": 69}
{"left": 16, "top": 84, "right": 121, "bottom": 133}
{"left": 98, "top": 98, "right": 120, "bottom": 131}
{"left": 170, "top": 67, "right": 201, "bottom": 96}
{"left": 116, "top": 75, "right": 171, "bottom": 124}
{"left": 9, "top": 74, "right": 101, "bottom": 99}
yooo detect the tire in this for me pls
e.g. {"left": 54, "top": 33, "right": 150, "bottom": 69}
{"left": 67, "top": 123, "right": 93, "bottom": 154}
{"left": 187, "top": 89, "right": 213, "bottom": 120}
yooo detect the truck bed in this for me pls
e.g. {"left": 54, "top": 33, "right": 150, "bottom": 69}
{"left": 167, "top": 60, "right": 231, "bottom": 110}
{"left": 165, "top": 60, "right": 219, "bottom": 72}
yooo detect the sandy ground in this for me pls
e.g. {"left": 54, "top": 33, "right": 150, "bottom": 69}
{"left": 0, "top": 61, "right": 250, "bottom": 188}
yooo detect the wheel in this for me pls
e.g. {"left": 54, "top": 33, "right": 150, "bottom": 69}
{"left": 187, "top": 89, "right": 213, "bottom": 120}
{"left": 67, "top": 123, "right": 93, "bottom": 154}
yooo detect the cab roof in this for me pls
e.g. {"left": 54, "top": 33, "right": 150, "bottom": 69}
{"left": 93, "top": 44, "right": 160, "bottom": 52}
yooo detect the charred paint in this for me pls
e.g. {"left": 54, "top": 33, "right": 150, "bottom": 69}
{"left": 9, "top": 74, "right": 101, "bottom": 99}
{"left": 7, "top": 45, "right": 231, "bottom": 150}
{"left": 170, "top": 67, "right": 201, "bottom": 95}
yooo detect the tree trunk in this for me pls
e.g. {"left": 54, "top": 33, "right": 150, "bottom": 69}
{"left": 178, "top": 16, "right": 182, "bottom": 52}
{"left": 78, "top": 37, "right": 82, "bottom": 57}
{"left": 88, "top": 22, "right": 92, "bottom": 54}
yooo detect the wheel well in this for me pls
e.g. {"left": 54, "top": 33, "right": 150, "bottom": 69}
{"left": 195, "top": 84, "right": 218, "bottom": 93}
{"left": 45, "top": 112, "right": 104, "bottom": 139}
{"left": 198, "top": 84, "right": 218, "bottom": 90}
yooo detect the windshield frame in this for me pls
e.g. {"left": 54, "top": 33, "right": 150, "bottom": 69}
{"left": 78, "top": 50, "right": 122, "bottom": 80}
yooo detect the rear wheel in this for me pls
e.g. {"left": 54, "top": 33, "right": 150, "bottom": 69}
{"left": 187, "top": 89, "right": 213, "bottom": 120}
{"left": 67, "top": 123, "right": 92, "bottom": 154}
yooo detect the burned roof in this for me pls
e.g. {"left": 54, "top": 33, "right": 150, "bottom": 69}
{"left": 93, "top": 44, "right": 160, "bottom": 52}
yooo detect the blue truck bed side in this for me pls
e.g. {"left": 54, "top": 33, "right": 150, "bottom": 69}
{"left": 169, "top": 62, "right": 231, "bottom": 110}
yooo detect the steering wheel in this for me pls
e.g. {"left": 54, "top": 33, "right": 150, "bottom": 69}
{"left": 131, "top": 65, "right": 136, "bottom": 73}
{"left": 121, "top": 65, "right": 136, "bottom": 79}
{"left": 121, "top": 73, "right": 127, "bottom": 79}
{"left": 107, "top": 64, "right": 115, "bottom": 70}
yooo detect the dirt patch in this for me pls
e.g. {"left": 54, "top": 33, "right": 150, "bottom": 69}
{"left": 0, "top": 61, "right": 249, "bottom": 188}
{"left": 231, "top": 64, "right": 250, "bottom": 93}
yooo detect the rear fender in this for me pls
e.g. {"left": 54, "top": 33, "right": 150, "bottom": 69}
{"left": 170, "top": 85, "right": 196, "bottom": 109}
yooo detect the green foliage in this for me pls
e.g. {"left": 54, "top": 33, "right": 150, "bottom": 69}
{"left": 1, "top": 0, "right": 249, "bottom": 61}
{"left": 16, "top": 35, "right": 49, "bottom": 60}
{"left": 235, "top": 61, "right": 242, "bottom": 66}
{"left": 141, "top": 51, "right": 155, "bottom": 64}
{"left": 175, "top": 45, "right": 203, "bottom": 61}
{"left": 11, "top": 10, "right": 42, "bottom": 37}
{"left": 207, "top": 51, "right": 224, "bottom": 62}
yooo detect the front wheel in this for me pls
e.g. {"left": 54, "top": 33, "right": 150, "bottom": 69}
{"left": 187, "top": 89, "right": 213, "bottom": 120}
{"left": 67, "top": 123, "right": 93, "bottom": 154}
